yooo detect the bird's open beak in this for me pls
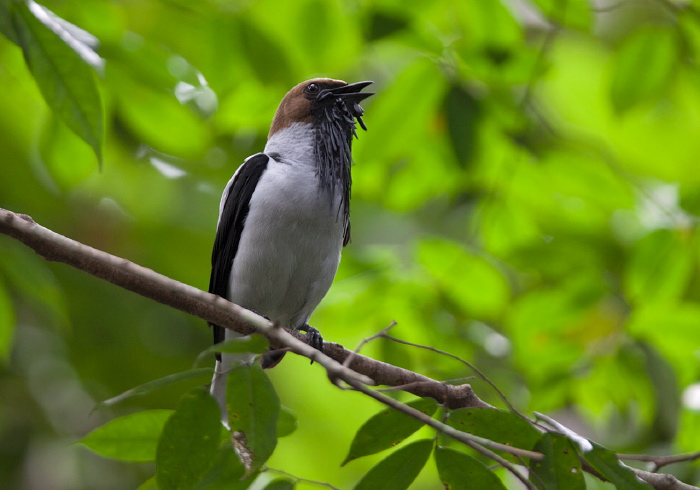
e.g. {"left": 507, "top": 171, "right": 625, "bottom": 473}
{"left": 333, "top": 81, "right": 374, "bottom": 102}
{"left": 320, "top": 81, "right": 375, "bottom": 103}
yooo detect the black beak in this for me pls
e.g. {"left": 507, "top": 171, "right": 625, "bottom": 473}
{"left": 334, "top": 81, "right": 374, "bottom": 102}
{"left": 320, "top": 81, "right": 375, "bottom": 103}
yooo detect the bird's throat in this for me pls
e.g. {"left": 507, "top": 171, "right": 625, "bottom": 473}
{"left": 313, "top": 99, "right": 358, "bottom": 224}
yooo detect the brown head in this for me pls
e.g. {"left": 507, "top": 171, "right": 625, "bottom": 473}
{"left": 268, "top": 78, "right": 373, "bottom": 139}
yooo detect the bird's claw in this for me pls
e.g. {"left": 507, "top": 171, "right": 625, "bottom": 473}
{"left": 299, "top": 324, "right": 324, "bottom": 364}
{"left": 300, "top": 324, "right": 324, "bottom": 352}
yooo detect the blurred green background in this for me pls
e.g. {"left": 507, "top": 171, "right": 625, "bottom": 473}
{"left": 2, "top": 0, "right": 700, "bottom": 488}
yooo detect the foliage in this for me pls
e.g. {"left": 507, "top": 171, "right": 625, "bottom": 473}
{"left": 1, "top": 0, "right": 700, "bottom": 488}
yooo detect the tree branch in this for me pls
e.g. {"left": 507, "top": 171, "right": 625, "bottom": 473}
{"left": 0, "top": 207, "right": 487, "bottom": 411}
{"left": 630, "top": 468, "right": 700, "bottom": 490}
{"left": 581, "top": 460, "right": 700, "bottom": 490}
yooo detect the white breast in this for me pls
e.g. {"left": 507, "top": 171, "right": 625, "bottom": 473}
{"left": 227, "top": 123, "right": 345, "bottom": 329}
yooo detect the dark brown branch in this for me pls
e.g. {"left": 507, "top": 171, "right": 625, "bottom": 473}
{"left": 324, "top": 341, "right": 490, "bottom": 409}
{"left": 0, "top": 207, "right": 487, "bottom": 410}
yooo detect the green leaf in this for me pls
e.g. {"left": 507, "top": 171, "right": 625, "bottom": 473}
{"left": 237, "top": 18, "right": 293, "bottom": 87}
{"left": 352, "top": 57, "right": 447, "bottom": 186}
{"left": 582, "top": 443, "right": 653, "bottom": 489}
{"left": 195, "top": 446, "right": 252, "bottom": 490}
{"left": 531, "top": 0, "right": 591, "bottom": 31}
{"left": 478, "top": 199, "right": 540, "bottom": 257}
{"left": 0, "top": 0, "right": 19, "bottom": 44}
{"left": 0, "top": 242, "right": 68, "bottom": 328}
{"left": 277, "top": 405, "right": 298, "bottom": 438}
{"left": 435, "top": 446, "right": 506, "bottom": 490}
{"left": 77, "top": 409, "right": 174, "bottom": 462}
{"left": 571, "top": 349, "right": 655, "bottom": 428}
{"left": 624, "top": 229, "right": 692, "bottom": 304}
{"left": 507, "top": 289, "right": 588, "bottom": 381}
{"left": 366, "top": 10, "right": 409, "bottom": 41}
{"left": 156, "top": 388, "right": 222, "bottom": 490}
{"left": 627, "top": 303, "right": 700, "bottom": 387}
{"left": 529, "top": 433, "right": 585, "bottom": 490}
{"left": 342, "top": 398, "right": 438, "bottom": 465}
{"left": 94, "top": 368, "right": 213, "bottom": 410}
{"left": 419, "top": 239, "right": 509, "bottom": 319}
{"left": 39, "top": 115, "right": 96, "bottom": 189}
{"left": 455, "top": 0, "right": 522, "bottom": 52}
{"left": 444, "top": 84, "right": 480, "bottom": 167}
{"left": 262, "top": 479, "right": 295, "bottom": 490}
{"left": 111, "top": 67, "right": 210, "bottom": 158}
{"left": 108, "top": 35, "right": 181, "bottom": 91}
{"left": 0, "top": 279, "right": 16, "bottom": 363}
{"left": 446, "top": 409, "right": 540, "bottom": 452}
{"left": 354, "top": 439, "right": 433, "bottom": 490}
{"left": 226, "top": 364, "right": 280, "bottom": 474}
{"left": 611, "top": 26, "right": 677, "bottom": 114}
{"left": 11, "top": 0, "right": 103, "bottom": 164}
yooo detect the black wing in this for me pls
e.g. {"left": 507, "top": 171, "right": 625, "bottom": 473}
{"left": 209, "top": 153, "right": 270, "bottom": 354}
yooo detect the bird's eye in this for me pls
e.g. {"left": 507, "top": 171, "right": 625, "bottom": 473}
{"left": 304, "top": 83, "right": 320, "bottom": 95}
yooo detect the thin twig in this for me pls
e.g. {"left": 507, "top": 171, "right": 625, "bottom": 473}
{"left": 382, "top": 333, "right": 534, "bottom": 423}
{"left": 375, "top": 377, "right": 474, "bottom": 393}
{"left": 343, "top": 320, "right": 397, "bottom": 369}
{"left": 619, "top": 451, "right": 700, "bottom": 472}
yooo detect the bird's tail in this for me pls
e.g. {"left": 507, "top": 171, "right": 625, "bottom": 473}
{"left": 210, "top": 359, "right": 229, "bottom": 425}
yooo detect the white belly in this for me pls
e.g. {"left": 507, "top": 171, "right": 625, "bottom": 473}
{"left": 227, "top": 156, "right": 344, "bottom": 329}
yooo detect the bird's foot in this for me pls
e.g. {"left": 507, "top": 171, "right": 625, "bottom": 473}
{"left": 299, "top": 323, "right": 324, "bottom": 365}
{"left": 259, "top": 320, "right": 323, "bottom": 369}
{"left": 299, "top": 323, "right": 324, "bottom": 353}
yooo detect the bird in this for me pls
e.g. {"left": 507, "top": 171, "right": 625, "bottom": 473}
{"left": 208, "top": 78, "right": 373, "bottom": 416}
